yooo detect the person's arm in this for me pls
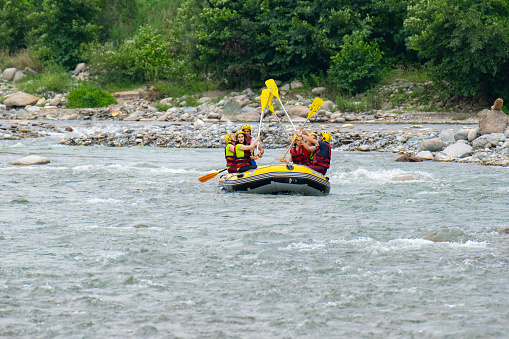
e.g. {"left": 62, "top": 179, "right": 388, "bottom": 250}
{"left": 238, "top": 136, "right": 260, "bottom": 151}
{"left": 301, "top": 133, "right": 319, "bottom": 146}
{"left": 228, "top": 144, "right": 235, "bottom": 153}
{"left": 301, "top": 141, "right": 317, "bottom": 152}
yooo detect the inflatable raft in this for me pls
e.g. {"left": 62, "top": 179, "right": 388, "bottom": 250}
{"left": 218, "top": 164, "right": 330, "bottom": 196}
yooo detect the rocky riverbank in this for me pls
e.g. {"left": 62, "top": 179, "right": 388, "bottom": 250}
{"left": 3, "top": 66, "right": 509, "bottom": 167}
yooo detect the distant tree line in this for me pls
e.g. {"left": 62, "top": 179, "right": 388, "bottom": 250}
{"left": 1, "top": 0, "right": 508, "bottom": 98}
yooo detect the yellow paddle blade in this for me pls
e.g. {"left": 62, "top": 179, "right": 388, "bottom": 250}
{"left": 307, "top": 97, "right": 324, "bottom": 119}
{"left": 260, "top": 88, "right": 270, "bottom": 111}
{"left": 265, "top": 79, "right": 279, "bottom": 99}
{"left": 267, "top": 101, "right": 275, "bottom": 114}
{"left": 198, "top": 171, "right": 219, "bottom": 183}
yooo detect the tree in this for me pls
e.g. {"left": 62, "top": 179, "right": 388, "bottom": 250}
{"left": 195, "top": 0, "right": 364, "bottom": 87}
{"left": 0, "top": 0, "right": 33, "bottom": 52}
{"left": 30, "top": 0, "right": 102, "bottom": 68}
{"left": 328, "top": 29, "right": 384, "bottom": 94}
{"left": 405, "top": 0, "right": 509, "bottom": 98}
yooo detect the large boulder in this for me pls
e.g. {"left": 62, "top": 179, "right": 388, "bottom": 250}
{"left": 287, "top": 105, "right": 308, "bottom": 118}
{"left": 418, "top": 138, "right": 447, "bottom": 152}
{"left": 2, "top": 68, "right": 17, "bottom": 81}
{"left": 311, "top": 87, "right": 326, "bottom": 95}
{"left": 13, "top": 70, "right": 27, "bottom": 82}
{"left": 235, "top": 110, "right": 261, "bottom": 122}
{"left": 222, "top": 98, "right": 242, "bottom": 117}
{"left": 321, "top": 100, "right": 335, "bottom": 112}
{"left": 4, "top": 92, "right": 40, "bottom": 107}
{"left": 24, "top": 67, "right": 38, "bottom": 76}
{"left": 11, "top": 155, "right": 50, "bottom": 165}
{"left": 442, "top": 142, "right": 473, "bottom": 158}
{"left": 479, "top": 110, "right": 509, "bottom": 135}
{"left": 438, "top": 129, "right": 455, "bottom": 143}
{"left": 472, "top": 133, "right": 506, "bottom": 150}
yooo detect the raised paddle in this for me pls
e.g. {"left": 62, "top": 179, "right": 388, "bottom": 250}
{"left": 265, "top": 79, "right": 297, "bottom": 132}
{"left": 198, "top": 168, "right": 227, "bottom": 183}
{"left": 280, "top": 97, "right": 324, "bottom": 162}
{"left": 266, "top": 92, "right": 291, "bottom": 138}
{"left": 255, "top": 89, "right": 271, "bottom": 156}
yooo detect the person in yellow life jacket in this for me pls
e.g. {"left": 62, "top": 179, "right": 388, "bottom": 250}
{"left": 300, "top": 128, "right": 331, "bottom": 175}
{"left": 224, "top": 133, "right": 237, "bottom": 173}
{"left": 226, "top": 130, "right": 260, "bottom": 173}
{"left": 242, "top": 124, "right": 264, "bottom": 166}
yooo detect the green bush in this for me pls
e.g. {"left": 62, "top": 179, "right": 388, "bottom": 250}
{"left": 17, "top": 67, "right": 73, "bottom": 94}
{"left": 67, "top": 83, "right": 117, "bottom": 108}
{"left": 0, "top": 49, "right": 43, "bottom": 71}
{"left": 83, "top": 25, "right": 185, "bottom": 84}
{"left": 328, "top": 30, "right": 384, "bottom": 95}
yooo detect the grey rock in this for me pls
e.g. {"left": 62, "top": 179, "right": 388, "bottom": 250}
{"left": 290, "top": 80, "right": 304, "bottom": 89}
{"left": 12, "top": 155, "right": 50, "bottom": 165}
{"left": 396, "top": 154, "right": 422, "bottom": 162}
{"left": 222, "top": 98, "right": 242, "bottom": 117}
{"left": 438, "top": 129, "right": 455, "bottom": 143}
{"left": 311, "top": 87, "right": 326, "bottom": 95}
{"left": 183, "top": 107, "right": 198, "bottom": 115}
{"left": 287, "top": 105, "right": 308, "bottom": 118}
{"left": 321, "top": 100, "right": 334, "bottom": 112}
{"left": 49, "top": 97, "right": 61, "bottom": 106}
{"left": 442, "top": 142, "right": 473, "bottom": 158}
{"left": 434, "top": 152, "right": 452, "bottom": 161}
{"left": 472, "top": 133, "right": 506, "bottom": 150}
{"left": 418, "top": 138, "right": 447, "bottom": 152}
{"left": 24, "top": 67, "right": 37, "bottom": 76}
{"left": 2, "top": 68, "right": 17, "bottom": 81}
{"left": 467, "top": 128, "right": 479, "bottom": 141}
{"left": 280, "top": 84, "right": 290, "bottom": 91}
{"left": 15, "top": 109, "right": 29, "bottom": 119}
{"left": 13, "top": 71, "right": 27, "bottom": 82}
{"left": 479, "top": 110, "right": 509, "bottom": 135}
{"left": 454, "top": 129, "right": 469, "bottom": 141}
{"left": 416, "top": 151, "right": 434, "bottom": 160}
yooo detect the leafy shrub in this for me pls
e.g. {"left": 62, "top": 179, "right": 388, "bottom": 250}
{"left": 17, "top": 67, "right": 73, "bottom": 94}
{"left": 328, "top": 30, "right": 384, "bottom": 95}
{"left": 84, "top": 25, "right": 186, "bottom": 84}
{"left": 155, "top": 102, "right": 172, "bottom": 111}
{"left": 67, "top": 83, "right": 116, "bottom": 108}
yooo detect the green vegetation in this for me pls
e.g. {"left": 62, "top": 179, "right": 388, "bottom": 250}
{"left": 67, "top": 83, "right": 117, "bottom": 108}
{"left": 17, "top": 67, "right": 74, "bottom": 94}
{"left": 1, "top": 0, "right": 508, "bottom": 104}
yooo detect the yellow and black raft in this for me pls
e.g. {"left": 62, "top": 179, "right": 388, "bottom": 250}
{"left": 218, "top": 164, "right": 330, "bottom": 196}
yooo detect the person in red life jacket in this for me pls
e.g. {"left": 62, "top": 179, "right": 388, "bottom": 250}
{"left": 242, "top": 124, "right": 264, "bottom": 166}
{"left": 308, "top": 132, "right": 318, "bottom": 163}
{"left": 224, "top": 133, "right": 237, "bottom": 173}
{"left": 280, "top": 134, "right": 310, "bottom": 166}
{"left": 300, "top": 128, "right": 332, "bottom": 175}
{"left": 228, "top": 130, "right": 260, "bottom": 173}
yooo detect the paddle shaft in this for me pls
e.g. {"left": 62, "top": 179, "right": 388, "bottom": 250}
{"left": 277, "top": 96, "right": 297, "bottom": 132}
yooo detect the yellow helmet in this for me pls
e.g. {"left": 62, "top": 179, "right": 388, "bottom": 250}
{"left": 310, "top": 132, "right": 318, "bottom": 139}
{"left": 235, "top": 130, "right": 245, "bottom": 139}
{"left": 242, "top": 124, "right": 252, "bottom": 131}
{"left": 224, "top": 133, "right": 232, "bottom": 144}
{"left": 293, "top": 134, "right": 303, "bottom": 141}
{"left": 320, "top": 131, "right": 331, "bottom": 143}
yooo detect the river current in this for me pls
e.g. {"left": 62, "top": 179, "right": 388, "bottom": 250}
{"left": 1, "top": 123, "right": 509, "bottom": 338}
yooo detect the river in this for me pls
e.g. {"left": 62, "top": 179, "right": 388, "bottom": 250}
{"left": 1, "top": 124, "right": 508, "bottom": 338}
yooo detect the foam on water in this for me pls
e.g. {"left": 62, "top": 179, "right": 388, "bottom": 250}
{"left": 331, "top": 167, "right": 433, "bottom": 184}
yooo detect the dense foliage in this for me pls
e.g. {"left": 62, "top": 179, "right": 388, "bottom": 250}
{"left": 67, "top": 82, "right": 117, "bottom": 108}
{"left": 2, "top": 0, "right": 509, "bottom": 99}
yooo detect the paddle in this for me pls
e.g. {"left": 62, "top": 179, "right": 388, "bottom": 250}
{"left": 280, "top": 97, "right": 324, "bottom": 162}
{"left": 254, "top": 89, "right": 271, "bottom": 156}
{"left": 265, "top": 79, "right": 297, "bottom": 132}
{"left": 198, "top": 168, "right": 228, "bottom": 183}
{"left": 266, "top": 92, "right": 291, "bottom": 139}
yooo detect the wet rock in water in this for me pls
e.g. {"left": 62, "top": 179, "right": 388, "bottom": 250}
{"left": 498, "top": 228, "right": 509, "bottom": 234}
{"left": 418, "top": 138, "right": 446, "bottom": 152}
{"left": 442, "top": 142, "right": 473, "bottom": 158}
{"left": 65, "top": 126, "right": 73, "bottom": 132}
{"left": 396, "top": 154, "right": 422, "bottom": 162}
{"left": 416, "top": 151, "right": 433, "bottom": 160}
{"left": 479, "top": 110, "right": 509, "bottom": 135}
{"left": 12, "top": 155, "right": 50, "bottom": 165}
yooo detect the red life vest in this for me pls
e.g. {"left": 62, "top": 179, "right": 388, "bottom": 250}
{"left": 235, "top": 144, "right": 251, "bottom": 169}
{"left": 313, "top": 141, "right": 331, "bottom": 168}
{"left": 245, "top": 136, "right": 253, "bottom": 158}
{"left": 225, "top": 144, "right": 236, "bottom": 171}
{"left": 290, "top": 145, "right": 310, "bottom": 165}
